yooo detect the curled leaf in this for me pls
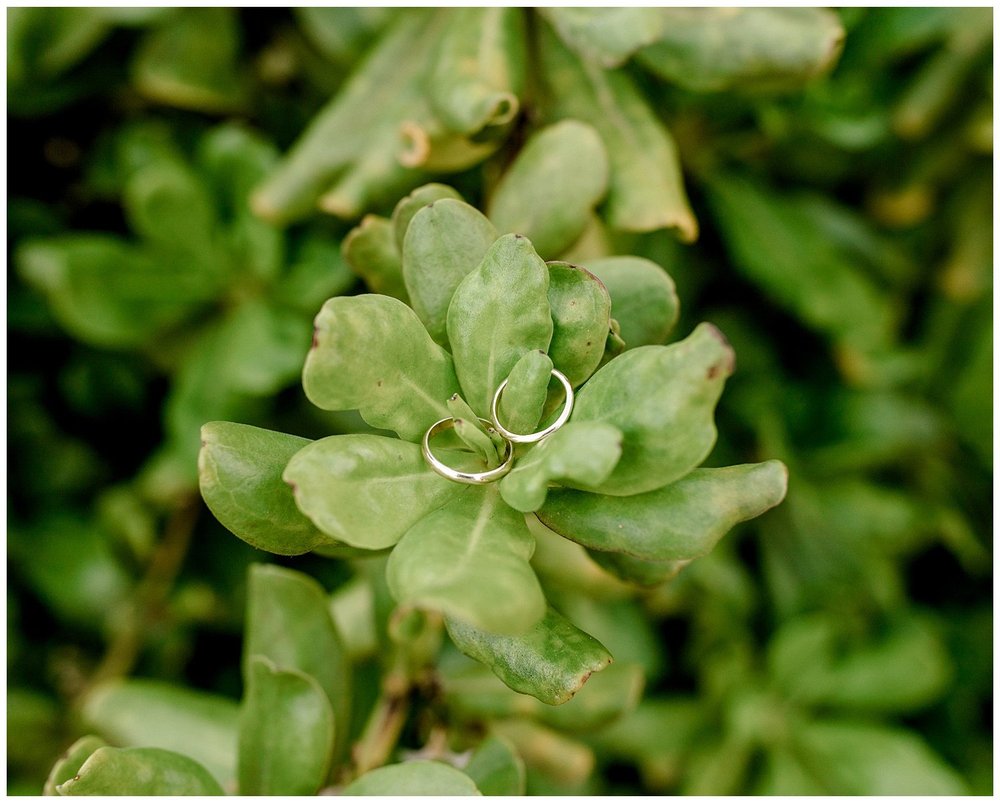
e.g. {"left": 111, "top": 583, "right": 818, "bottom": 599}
{"left": 538, "top": 461, "right": 788, "bottom": 560}
{"left": 445, "top": 605, "right": 612, "bottom": 705}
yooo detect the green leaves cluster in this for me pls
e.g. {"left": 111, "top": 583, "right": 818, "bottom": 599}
{"left": 252, "top": 8, "right": 843, "bottom": 238}
{"left": 16, "top": 121, "right": 355, "bottom": 489}
{"left": 201, "top": 187, "right": 788, "bottom": 704}
{"left": 50, "top": 563, "right": 528, "bottom": 796}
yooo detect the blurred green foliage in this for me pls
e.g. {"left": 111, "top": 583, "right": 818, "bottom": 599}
{"left": 7, "top": 7, "right": 991, "bottom": 796}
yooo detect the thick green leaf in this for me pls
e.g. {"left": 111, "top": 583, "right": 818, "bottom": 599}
{"left": 447, "top": 233, "right": 554, "bottom": 416}
{"left": 303, "top": 294, "right": 460, "bottom": 440}
{"left": 45, "top": 736, "right": 107, "bottom": 796}
{"left": 462, "top": 735, "right": 526, "bottom": 796}
{"left": 9, "top": 514, "right": 130, "bottom": 629}
{"left": 445, "top": 605, "right": 612, "bottom": 705}
{"left": 586, "top": 550, "right": 686, "bottom": 587}
{"left": 793, "top": 720, "right": 967, "bottom": 795}
{"left": 704, "top": 175, "right": 895, "bottom": 357}
{"left": 538, "top": 461, "right": 788, "bottom": 559}
{"left": 16, "top": 235, "right": 214, "bottom": 347}
{"left": 238, "top": 657, "right": 334, "bottom": 795}
{"left": 196, "top": 125, "right": 283, "bottom": 284}
{"left": 428, "top": 7, "right": 525, "bottom": 135}
{"left": 402, "top": 199, "right": 498, "bottom": 346}
{"left": 392, "top": 183, "right": 464, "bottom": 250}
{"left": 251, "top": 11, "right": 440, "bottom": 223}
{"left": 57, "top": 747, "right": 224, "bottom": 796}
{"left": 496, "top": 350, "right": 552, "bottom": 438}
{"left": 199, "top": 422, "right": 336, "bottom": 556}
{"left": 544, "top": 588, "right": 664, "bottom": 679}
{"left": 387, "top": 489, "right": 545, "bottom": 634}
{"left": 342, "top": 760, "right": 481, "bottom": 796}
{"left": 342, "top": 215, "right": 407, "bottom": 301}
{"left": 488, "top": 122, "right": 609, "bottom": 260}
{"left": 545, "top": 262, "right": 613, "bottom": 386}
{"left": 445, "top": 660, "right": 643, "bottom": 731}
{"left": 768, "top": 613, "right": 952, "bottom": 713}
{"left": 542, "top": 8, "right": 665, "bottom": 68}
{"left": 540, "top": 25, "right": 696, "bottom": 240}
{"left": 294, "top": 7, "right": 395, "bottom": 65}
{"left": 499, "top": 422, "right": 622, "bottom": 512}
{"left": 123, "top": 161, "right": 218, "bottom": 261}
{"left": 82, "top": 679, "right": 238, "bottom": 789}
{"left": 284, "top": 434, "right": 463, "bottom": 549}
{"left": 526, "top": 516, "right": 633, "bottom": 599}
{"left": 7, "top": 7, "right": 110, "bottom": 83}
{"left": 638, "top": 8, "right": 844, "bottom": 92}
{"left": 579, "top": 256, "right": 678, "bottom": 349}
{"left": 569, "top": 324, "right": 735, "bottom": 495}
{"left": 132, "top": 8, "right": 245, "bottom": 112}
{"left": 490, "top": 720, "right": 595, "bottom": 786}
{"left": 275, "top": 234, "right": 358, "bottom": 314}
{"left": 244, "top": 565, "right": 351, "bottom": 763}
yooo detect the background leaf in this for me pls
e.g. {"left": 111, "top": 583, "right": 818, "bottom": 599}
{"left": 238, "top": 656, "right": 334, "bottom": 795}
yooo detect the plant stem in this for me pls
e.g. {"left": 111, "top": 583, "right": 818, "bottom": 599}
{"left": 75, "top": 494, "right": 200, "bottom": 703}
{"left": 349, "top": 667, "right": 412, "bottom": 779}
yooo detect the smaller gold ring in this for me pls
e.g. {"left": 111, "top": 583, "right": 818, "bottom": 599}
{"left": 491, "top": 368, "right": 574, "bottom": 444}
{"left": 421, "top": 417, "right": 513, "bottom": 485}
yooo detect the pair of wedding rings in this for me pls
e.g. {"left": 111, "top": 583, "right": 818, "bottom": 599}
{"left": 421, "top": 368, "right": 574, "bottom": 485}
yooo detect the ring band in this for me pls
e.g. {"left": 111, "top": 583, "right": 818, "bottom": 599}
{"left": 491, "top": 368, "right": 574, "bottom": 444}
{"left": 422, "top": 417, "right": 514, "bottom": 484}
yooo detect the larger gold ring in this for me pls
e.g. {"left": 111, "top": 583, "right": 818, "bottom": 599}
{"left": 491, "top": 368, "right": 574, "bottom": 444}
{"left": 421, "top": 417, "right": 514, "bottom": 484}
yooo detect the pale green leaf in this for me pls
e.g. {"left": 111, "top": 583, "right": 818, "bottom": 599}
{"left": 447, "top": 233, "right": 553, "bottom": 417}
{"left": 123, "top": 161, "right": 218, "bottom": 260}
{"left": 585, "top": 549, "right": 685, "bottom": 587}
{"left": 569, "top": 323, "right": 735, "bottom": 495}
{"left": 539, "top": 461, "right": 788, "bottom": 559}
{"left": 284, "top": 434, "right": 463, "bottom": 550}
{"left": 704, "top": 174, "right": 895, "bottom": 355}
{"left": 81, "top": 679, "right": 238, "bottom": 789}
{"left": 638, "top": 8, "right": 844, "bottom": 92}
{"left": 303, "top": 294, "right": 460, "bottom": 440}
{"left": 496, "top": 350, "right": 552, "bottom": 439}
{"left": 499, "top": 422, "right": 622, "bottom": 512}
{"left": 342, "top": 760, "right": 481, "bottom": 796}
{"left": 244, "top": 565, "right": 351, "bottom": 762}
{"left": 445, "top": 660, "right": 643, "bottom": 731}
{"left": 294, "top": 7, "right": 396, "bottom": 65}
{"left": 391, "top": 182, "right": 464, "bottom": 251}
{"left": 45, "top": 736, "right": 107, "bottom": 796}
{"left": 251, "top": 11, "right": 440, "bottom": 223}
{"left": 342, "top": 215, "right": 407, "bottom": 301}
{"left": 768, "top": 613, "right": 952, "bottom": 713}
{"left": 199, "top": 422, "right": 338, "bottom": 556}
{"left": 387, "top": 489, "right": 545, "bottom": 635}
{"left": 546, "top": 261, "right": 612, "bottom": 386}
{"left": 542, "top": 7, "right": 666, "bottom": 67}
{"left": 793, "top": 720, "right": 967, "bottom": 795}
{"left": 428, "top": 7, "right": 525, "bottom": 135}
{"left": 488, "top": 121, "right": 609, "bottom": 259}
{"left": 579, "top": 256, "right": 678, "bottom": 349}
{"left": 462, "top": 735, "right": 526, "bottom": 796}
{"left": 238, "top": 657, "right": 334, "bottom": 795}
{"left": 445, "top": 605, "right": 612, "bottom": 705}
{"left": 132, "top": 8, "right": 245, "bottom": 113}
{"left": 57, "top": 747, "right": 224, "bottom": 796}
{"left": 540, "top": 25, "right": 697, "bottom": 240}
{"left": 16, "top": 235, "right": 215, "bottom": 348}
{"left": 402, "top": 199, "right": 498, "bottom": 346}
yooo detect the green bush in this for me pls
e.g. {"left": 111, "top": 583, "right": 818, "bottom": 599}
{"left": 8, "top": 7, "right": 991, "bottom": 796}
